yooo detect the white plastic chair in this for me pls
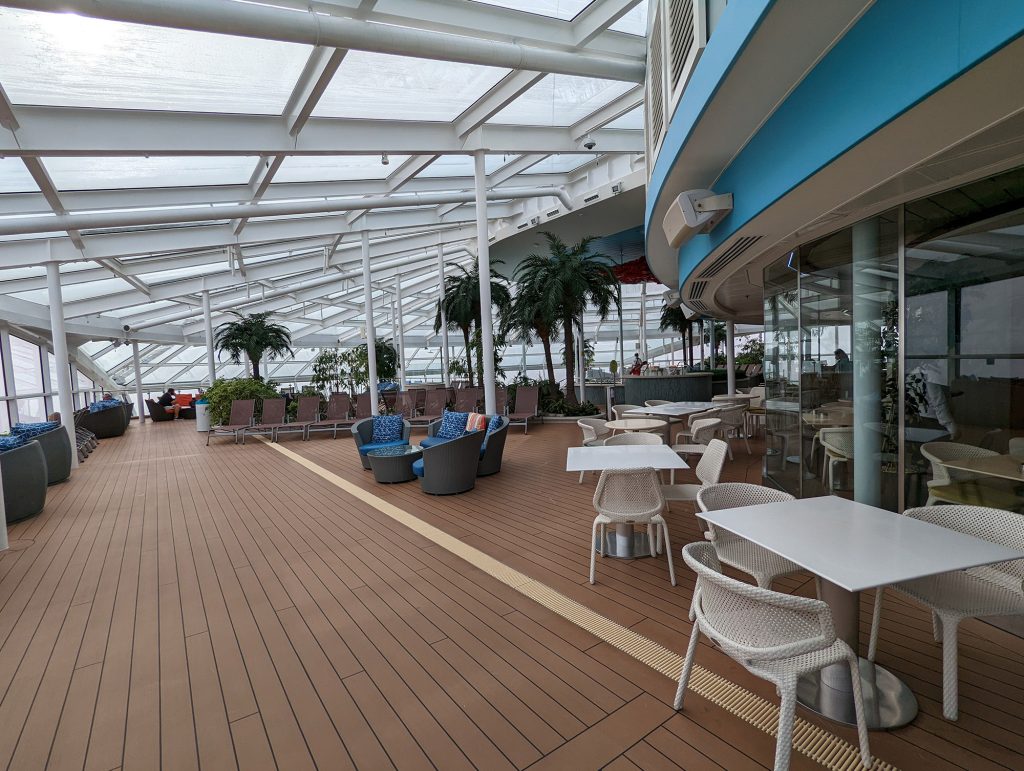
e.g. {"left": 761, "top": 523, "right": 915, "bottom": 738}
{"left": 590, "top": 468, "right": 675, "bottom": 586}
{"left": 678, "top": 543, "right": 871, "bottom": 771}
{"left": 604, "top": 432, "right": 663, "bottom": 446}
{"left": 697, "top": 483, "right": 803, "bottom": 588}
{"left": 662, "top": 438, "right": 729, "bottom": 509}
{"left": 612, "top": 403, "right": 643, "bottom": 420}
{"left": 819, "top": 427, "right": 854, "bottom": 492}
{"left": 673, "top": 407, "right": 721, "bottom": 444}
{"left": 867, "top": 505, "right": 1024, "bottom": 720}
{"left": 671, "top": 417, "right": 721, "bottom": 460}
{"left": 714, "top": 403, "right": 750, "bottom": 459}
{"left": 577, "top": 417, "right": 610, "bottom": 483}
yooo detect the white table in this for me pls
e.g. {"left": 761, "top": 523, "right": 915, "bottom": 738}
{"left": 567, "top": 446, "right": 689, "bottom": 559}
{"left": 624, "top": 401, "right": 717, "bottom": 417}
{"left": 700, "top": 496, "right": 1024, "bottom": 729}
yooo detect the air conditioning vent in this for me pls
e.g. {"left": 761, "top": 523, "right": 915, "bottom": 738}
{"left": 698, "top": 236, "right": 763, "bottom": 279}
{"left": 529, "top": 216, "right": 541, "bottom": 226}
{"left": 689, "top": 280, "right": 708, "bottom": 300}
{"left": 547, "top": 209, "right": 559, "bottom": 217}
{"left": 689, "top": 299, "right": 709, "bottom": 312}
{"left": 516, "top": 223, "right": 529, "bottom": 230}
{"left": 668, "top": 0, "right": 696, "bottom": 93}
{"left": 646, "top": 7, "right": 665, "bottom": 160}
{"left": 611, "top": 183, "right": 622, "bottom": 194}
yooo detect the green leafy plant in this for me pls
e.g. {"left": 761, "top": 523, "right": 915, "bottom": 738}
{"left": 214, "top": 311, "right": 294, "bottom": 380}
{"left": 309, "top": 349, "right": 348, "bottom": 396}
{"left": 544, "top": 399, "right": 600, "bottom": 417}
{"left": 285, "top": 385, "right": 323, "bottom": 419}
{"left": 503, "top": 271, "right": 561, "bottom": 386}
{"left": 342, "top": 339, "right": 398, "bottom": 393}
{"left": 735, "top": 338, "right": 764, "bottom": 366}
{"left": 434, "top": 263, "right": 511, "bottom": 387}
{"left": 204, "top": 377, "right": 280, "bottom": 426}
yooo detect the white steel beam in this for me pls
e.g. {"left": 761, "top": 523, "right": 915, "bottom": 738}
{"left": 474, "top": 151, "right": 496, "bottom": 414}
{"left": 1, "top": 0, "right": 645, "bottom": 82}
{"left": 573, "top": 0, "right": 642, "bottom": 46}
{"left": 569, "top": 84, "right": 644, "bottom": 139}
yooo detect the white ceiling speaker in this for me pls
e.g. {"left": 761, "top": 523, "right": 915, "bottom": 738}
{"left": 662, "top": 189, "right": 733, "bottom": 249}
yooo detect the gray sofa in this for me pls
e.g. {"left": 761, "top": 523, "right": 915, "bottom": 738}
{"left": 352, "top": 417, "right": 413, "bottom": 469}
{"left": 413, "top": 429, "right": 487, "bottom": 495}
{"left": 1, "top": 440, "right": 47, "bottom": 522}
{"left": 478, "top": 416, "right": 510, "bottom": 477}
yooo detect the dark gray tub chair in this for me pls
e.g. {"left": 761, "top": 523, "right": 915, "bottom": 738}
{"left": 78, "top": 404, "right": 129, "bottom": 438}
{"left": 34, "top": 426, "right": 73, "bottom": 485}
{"left": 352, "top": 417, "right": 413, "bottom": 470}
{"left": 413, "top": 429, "right": 486, "bottom": 495}
{"left": 1, "top": 440, "right": 48, "bottom": 522}
{"left": 478, "top": 416, "right": 510, "bottom": 477}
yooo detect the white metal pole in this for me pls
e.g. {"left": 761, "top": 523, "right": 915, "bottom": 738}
{"left": 362, "top": 231, "right": 380, "bottom": 415}
{"left": 132, "top": 341, "right": 145, "bottom": 423}
{"left": 726, "top": 320, "right": 736, "bottom": 394}
{"left": 45, "top": 258, "right": 78, "bottom": 469}
{"left": 437, "top": 245, "right": 450, "bottom": 387}
{"left": 473, "top": 150, "right": 497, "bottom": 414}
{"left": 395, "top": 275, "right": 408, "bottom": 389}
{"left": 577, "top": 324, "right": 585, "bottom": 403}
{"left": 202, "top": 289, "right": 216, "bottom": 387}
{"left": 639, "top": 284, "right": 648, "bottom": 360}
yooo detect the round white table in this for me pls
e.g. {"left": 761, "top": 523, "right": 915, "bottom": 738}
{"left": 604, "top": 418, "right": 667, "bottom": 434}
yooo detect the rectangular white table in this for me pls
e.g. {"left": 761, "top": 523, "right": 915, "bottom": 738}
{"left": 701, "top": 496, "right": 1024, "bottom": 729}
{"left": 567, "top": 445, "right": 689, "bottom": 559}
{"left": 624, "top": 401, "right": 717, "bottom": 418}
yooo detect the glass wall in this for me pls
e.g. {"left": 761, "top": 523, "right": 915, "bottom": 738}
{"left": 764, "top": 165, "right": 1024, "bottom": 513}
{"left": 11, "top": 334, "right": 47, "bottom": 423}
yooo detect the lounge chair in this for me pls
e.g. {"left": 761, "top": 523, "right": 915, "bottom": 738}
{"left": 0, "top": 440, "right": 47, "bottom": 522}
{"left": 145, "top": 399, "right": 175, "bottom": 422}
{"left": 355, "top": 393, "right": 373, "bottom": 420}
{"left": 494, "top": 387, "right": 507, "bottom": 416}
{"left": 454, "top": 387, "right": 482, "bottom": 413}
{"left": 243, "top": 398, "right": 289, "bottom": 443}
{"left": 410, "top": 390, "right": 447, "bottom": 427}
{"left": 207, "top": 399, "right": 255, "bottom": 445}
{"left": 412, "top": 429, "right": 487, "bottom": 495}
{"left": 394, "top": 392, "right": 418, "bottom": 419}
{"left": 352, "top": 417, "right": 413, "bottom": 469}
{"left": 478, "top": 416, "right": 510, "bottom": 476}
{"left": 310, "top": 393, "right": 354, "bottom": 438}
{"left": 278, "top": 396, "right": 321, "bottom": 441}
{"left": 508, "top": 385, "right": 539, "bottom": 434}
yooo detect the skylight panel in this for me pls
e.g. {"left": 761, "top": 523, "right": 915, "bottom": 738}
{"left": 469, "top": 1, "right": 593, "bottom": 20}
{"left": 416, "top": 155, "right": 506, "bottom": 178}
{"left": 313, "top": 51, "right": 509, "bottom": 122}
{"left": 44, "top": 157, "right": 260, "bottom": 191}
{"left": 275, "top": 156, "right": 411, "bottom": 183}
{"left": 606, "top": 106, "right": 644, "bottom": 130}
{"left": 0, "top": 158, "right": 39, "bottom": 194}
{"left": 526, "top": 154, "right": 599, "bottom": 173}
{"left": 488, "top": 74, "right": 635, "bottom": 126}
{"left": 609, "top": 1, "right": 649, "bottom": 35}
{"left": 0, "top": 9, "right": 311, "bottom": 114}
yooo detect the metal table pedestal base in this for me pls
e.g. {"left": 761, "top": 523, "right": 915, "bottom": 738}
{"left": 594, "top": 523, "right": 654, "bottom": 559}
{"left": 797, "top": 657, "right": 918, "bottom": 729}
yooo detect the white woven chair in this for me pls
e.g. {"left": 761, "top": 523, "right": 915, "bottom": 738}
{"left": 671, "top": 417, "right": 721, "bottom": 460}
{"left": 765, "top": 410, "right": 799, "bottom": 470}
{"left": 678, "top": 543, "right": 871, "bottom": 771}
{"left": 612, "top": 403, "right": 643, "bottom": 420}
{"left": 590, "top": 468, "right": 675, "bottom": 586}
{"left": 604, "top": 432, "right": 663, "bottom": 446}
{"left": 697, "top": 483, "right": 803, "bottom": 588}
{"left": 577, "top": 417, "right": 611, "bottom": 483}
{"left": 819, "top": 427, "right": 854, "bottom": 492}
{"left": 714, "top": 403, "right": 750, "bottom": 459}
{"left": 745, "top": 386, "right": 766, "bottom": 436}
{"left": 662, "top": 438, "right": 728, "bottom": 506}
{"left": 919, "top": 441, "right": 1018, "bottom": 508}
{"left": 673, "top": 407, "right": 721, "bottom": 444}
{"left": 645, "top": 399, "right": 683, "bottom": 426}
{"left": 867, "top": 505, "right": 1024, "bottom": 720}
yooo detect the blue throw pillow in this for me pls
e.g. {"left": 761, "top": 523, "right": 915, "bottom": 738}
{"left": 436, "top": 410, "right": 468, "bottom": 440}
{"left": 371, "top": 414, "right": 404, "bottom": 443}
{"left": 12, "top": 420, "right": 61, "bottom": 438}
{"left": 89, "top": 399, "right": 123, "bottom": 413}
{"left": 486, "top": 414, "right": 502, "bottom": 434}
{"left": 0, "top": 434, "right": 28, "bottom": 452}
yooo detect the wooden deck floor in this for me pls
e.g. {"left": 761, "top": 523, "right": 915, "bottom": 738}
{"left": 1, "top": 418, "right": 1022, "bottom": 770}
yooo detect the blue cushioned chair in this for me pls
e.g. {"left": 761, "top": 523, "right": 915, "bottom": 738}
{"left": 352, "top": 417, "right": 412, "bottom": 469}
{"left": 478, "top": 416, "right": 510, "bottom": 477}
{"left": 412, "top": 429, "right": 486, "bottom": 495}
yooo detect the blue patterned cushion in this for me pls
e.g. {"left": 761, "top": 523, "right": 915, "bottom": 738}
{"left": 89, "top": 399, "right": 123, "bottom": 413}
{"left": 411, "top": 458, "right": 425, "bottom": 477}
{"left": 436, "top": 410, "right": 468, "bottom": 440}
{"left": 371, "top": 414, "right": 404, "bottom": 443}
{"left": 0, "top": 434, "right": 29, "bottom": 452}
{"left": 486, "top": 414, "right": 502, "bottom": 434}
{"left": 12, "top": 420, "right": 60, "bottom": 437}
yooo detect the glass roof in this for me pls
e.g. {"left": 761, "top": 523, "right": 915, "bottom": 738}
{"left": 0, "top": 159, "right": 39, "bottom": 194}
{"left": 469, "top": 1, "right": 594, "bottom": 20}
{"left": 275, "top": 155, "right": 413, "bottom": 183}
{"left": 44, "top": 156, "right": 261, "bottom": 191}
{"left": 0, "top": 9, "right": 311, "bottom": 114}
{"left": 488, "top": 74, "right": 635, "bottom": 126}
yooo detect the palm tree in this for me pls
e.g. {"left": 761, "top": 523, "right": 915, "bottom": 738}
{"left": 515, "top": 232, "right": 618, "bottom": 405}
{"left": 502, "top": 275, "right": 561, "bottom": 386}
{"left": 659, "top": 303, "right": 690, "bottom": 365}
{"left": 434, "top": 263, "right": 511, "bottom": 386}
{"left": 214, "top": 311, "right": 294, "bottom": 380}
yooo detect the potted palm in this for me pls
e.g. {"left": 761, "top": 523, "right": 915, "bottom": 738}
{"left": 214, "top": 311, "right": 294, "bottom": 380}
{"left": 434, "top": 263, "right": 511, "bottom": 387}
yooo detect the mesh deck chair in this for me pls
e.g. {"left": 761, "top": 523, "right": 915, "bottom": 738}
{"left": 495, "top": 387, "right": 507, "bottom": 415}
{"left": 677, "top": 543, "right": 871, "bottom": 771}
{"left": 242, "top": 398, "right": 288, "bottom": 443}
{"left": 207, "top": 399, "right": 254, "bottom": 446}
{"left": 394, "top": 392, "right": 418, "bottom": 419}
{"left": 355, "top": 393, "right": 372, "bottom": 420}
{"left": 454, "top": 387, "right": 482, "bottom": 413}
{"left": 309, "top": 393, "right": 354, "bottom": 439}
{"left": 508, "top": 386, "right": 539, "bottom": 434}
{"left": 278, "top": 396, "right": 321, "bottom": 441}
{"left": 411, "top": 389, "right": 447, "bottom": 427}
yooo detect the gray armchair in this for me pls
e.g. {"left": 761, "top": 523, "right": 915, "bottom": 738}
{"left": 33, "top": 426, "right": 73, "bottom": 485}
{"left": 478, "top": 416, "right": 510, "bottom": 477}
{"left": 413, "top": 429, "right": 486, "bottom": 495}
{"left": 352, "top": 417, "right": 412, "bottom": 469}
{"left": 79, "top": 403, "right": 130, "bottom": 438}
{"left": 1, "top": 440, "right": 47, "bottom": 522}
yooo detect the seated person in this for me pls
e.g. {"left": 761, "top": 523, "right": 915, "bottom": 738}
{"left": 158, "top": 388, "right": 181, "bottom": 419}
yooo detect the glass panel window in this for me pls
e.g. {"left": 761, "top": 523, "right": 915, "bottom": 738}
{"left": 275, "top": 155, "right": 410, "bottom": 184}
{"left": 0, "top": 157, "right": 40, "bottom": 194}
{"left": 488, "top": 74, "right": 634, "bottom": 126}
{"left": 45, "top": 156, "right": 260, "bottom": 191}
{"left": 10, "top": 335, "right": 43, "bottom": 396}
{"left": 16, "top": 397, "right": 47, "bottom": 423}
{"left": 469, "top": 0, "right": 592, "bottom": 19}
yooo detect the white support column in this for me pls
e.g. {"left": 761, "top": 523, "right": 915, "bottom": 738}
{"left": 700, "top": 320, "right": 707, "bottom": 370}
{"left": 577, "top": 324, "right": 586, "bottom": 403}
{"left": 726, "top": 320, "right": 736, "bottom": 395}
{"left": 852, "top": 219, "right": 882, "bottom": 506}
{"left": 639, "top": 283, "right": 648, "bottom": 360}
{"left": 0, "top": 326, "right": 19, "bottom": 425}
{"left": 437, "top": 245, "right": 450, "bottom": 387}
{"left": 46, "top": 259, "right": 78, "bottom": 469}
{"left": 132, "top": 341, "right": 146, "bottom": 424}
{"left": 709, "top": 319, "right": 717, "bottom": 369}
{"left": 202, "top": 289, "right": 216, "bottom": 387}
{"left": 361, "top": 231, "right": 380, "bottom": 415}
{"left": 473, "top": 150, "right": 497, "bottom": 414}
{"left": 395, "top": 275, "right": 408, "bottom": 389}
